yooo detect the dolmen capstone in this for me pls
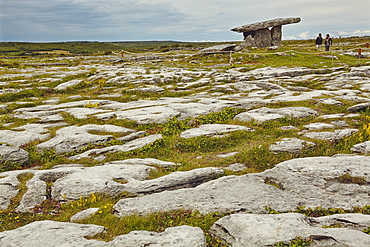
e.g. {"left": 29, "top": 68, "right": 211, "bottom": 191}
{"left": 231, "top": 17, "right": 301, "bottom": 48}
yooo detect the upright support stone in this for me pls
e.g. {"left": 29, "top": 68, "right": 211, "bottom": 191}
{"left": 254, "top": 29, "right": 272, "bottom": 48}
{"left": 271, "top": 25, "right": 282, "bottom": 46}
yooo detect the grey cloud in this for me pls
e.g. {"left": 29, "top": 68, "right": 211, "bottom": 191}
{"left": 1, "top": 0, "right": 186, "bottom": 41}
{"left": 1, "top": 0, "right": 369, "bottom": 41}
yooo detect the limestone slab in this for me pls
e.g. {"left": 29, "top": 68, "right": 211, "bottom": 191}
{"left": 210, "top": 213, "right": 370, "bottom": 247}
{"left": 113, "top": 155, "right": 370, "bottom": 217}
{"left": 180, "top": 124, "right": 253, "bottom": 139}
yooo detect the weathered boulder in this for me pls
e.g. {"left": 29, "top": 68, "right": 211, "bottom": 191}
{"left": 210, "top": 213, "right": 370, "bottom": 247}
{"left": 70, "top": 208, "right": 99, "bottom": 222}
{"left": 0, "top": 220, "right": 206, "bottom": 247}
{"left": 179, "top": 124, "right": 254, "bottom": 139}
{"left": 0, "top": 144, "right": 29, "bottom": 164}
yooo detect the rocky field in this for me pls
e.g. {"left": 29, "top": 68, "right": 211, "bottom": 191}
{"left": 0, "top": 38, "right": 370, "bottom": 246}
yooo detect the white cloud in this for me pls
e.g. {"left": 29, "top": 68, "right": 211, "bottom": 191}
{"left": 337, "top": 31, "right": 350, "bottom": 36}
{"left": 298, "top": 31, "right": 310, "bottom": 39}
{"left": 354, "top": 30, "right": 370, "bottom": 35}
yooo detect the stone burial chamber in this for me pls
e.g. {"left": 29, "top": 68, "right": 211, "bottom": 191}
{"left": 231, "top": 17, "right": 301, "bottom": 48}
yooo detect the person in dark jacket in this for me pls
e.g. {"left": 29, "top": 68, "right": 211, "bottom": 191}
{"left": 324, "top": 34, "right": 333, "bottom": 51}
{"left": 315, "top": 33, "right": 323, "bottom": 50}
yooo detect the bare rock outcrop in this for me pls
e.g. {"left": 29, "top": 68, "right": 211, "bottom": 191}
{"left": 113, "top": 155, "right": 370, "bottom": 217}
{"left": 0, "top": 220, "right": 206, "bottom": 247}
{"left": 0, "top": 159, "right": 223, "bottom": 212}
{"left": 0, "top": 144, "right": 29, "bottom": 164}
{"left": 210, "top": 213, "right": 370, "bottom": 247}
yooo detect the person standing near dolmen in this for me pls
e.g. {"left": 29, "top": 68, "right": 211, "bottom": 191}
{"left": 325, "top": 34, "right": 333, "bottom": 51}
{"left": 316, "top": 33, "right": 323, "bottom": 50}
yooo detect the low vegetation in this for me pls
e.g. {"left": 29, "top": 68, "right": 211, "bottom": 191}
{"left": 0, "top": 36, "right": 369, "bottom": 245}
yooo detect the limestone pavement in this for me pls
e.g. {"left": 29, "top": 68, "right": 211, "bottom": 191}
{"left": 0, "top": 52, "right": 370, "bottom": 246}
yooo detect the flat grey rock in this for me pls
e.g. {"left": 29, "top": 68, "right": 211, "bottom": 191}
{"left": 198, "top": 44, "right": 237, "bottom": 54}
{"left": 70, "top": 208, "right": 99, "bottom": 222}
{"left": 247, "top": 66, "right": 315, "bottom": 78}
{"left": 180, "top": 124, "right": 253, "bottom": 138}
{"left": 318, "top": 98, "right": 345, "bottom": 106}
{"left": 125, "top": 167, "right": 224, "bottom": 195}
{"left": 351, "top": 141, "right": 370, "bottom": 154}
{"left": 109, "top": 225, "right": 206, "bottom": 247}
{"left": 63, "top": 107, "right": 111, "bottom": 119}
{"left": 68, "top": 134, "right": 163, "bottom": 160}
{"left": 279, "top": 125, "right": 299, "bottom": 130}
{"left": 105, "top": 158, "right": 178, "bottom": 169}
{"left": 37, "top": 124, "right": 135, "bottom": 154}
{"left": 0, "top": 220, "right": 106, "bottom": 247}
{"left": 303, "top": 122, "right": 335, "bottom": 130}
{"left": 0, "top": 144, "right": 29, "bottom": 164}
{"left": 0, "top": 159, "right": 222, "bottom": 212}
{"left": 234, "top": 107, "right": 318, "bottom": 123}
{"left": 0, "top": 123, "right": 66, "bottom": 147}
{"left": 210, "top": 213, "right": 370, "bottom": 247}
{"left": 269, "top": 138, "right": 316, "bottom": 154}
{"left": 0, "top": 220, "right": 206, "bottom": 247}
{"left": 216, "top": 152, "right": 239, "bottom": 158}
{"left": 113, "top": 155, "right": 370, "bottom": 217}
{"left": 347, "top": 102, "right": 370, "bottom": 112}
{"left": 54, "top": 79, "right": 82, "bottom": 90}
{"left": 0, "top": 170, "right": 22, "bottom": 209}
{"left": 96, "top": 100, "right": 239, "bottom": 124}
{"left": 303, "top": 128, "right": 358, "bottom": 141}
{"left": 224, "top": 163, "right": 247, "bottom": 172}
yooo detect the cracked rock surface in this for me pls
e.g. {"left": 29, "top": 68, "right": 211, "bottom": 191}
{"left": 1, "top": 48, "right": 370, "bottom": 246}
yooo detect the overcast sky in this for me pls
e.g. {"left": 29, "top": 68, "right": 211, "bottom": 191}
{"left": 1, "top": 0, "right": 369, "bottom": 42}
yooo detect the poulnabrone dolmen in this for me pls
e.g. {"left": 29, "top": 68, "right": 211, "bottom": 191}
{"left": 232, "top": 17, "right": 301, "bottom": 48}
